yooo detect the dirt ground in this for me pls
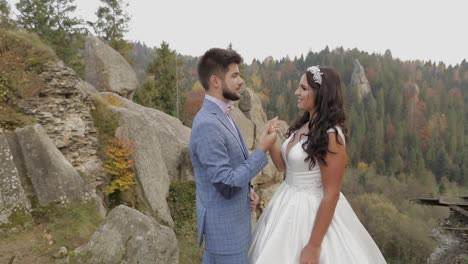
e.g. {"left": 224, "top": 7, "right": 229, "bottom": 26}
{"left": 0, "top": 224, "right": 63, "bottom": 264}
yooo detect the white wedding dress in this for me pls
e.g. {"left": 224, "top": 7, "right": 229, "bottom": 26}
{"left": 249, "top": 127, "right": 386, "bottom": 264}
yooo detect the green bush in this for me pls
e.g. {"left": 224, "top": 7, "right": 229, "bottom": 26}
{"left": 167, "top": 180, "right": 202, "bottom": 264}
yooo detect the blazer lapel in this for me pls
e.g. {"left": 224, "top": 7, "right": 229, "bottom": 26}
{"left": 203, "top": 99, "right": 248, "bottom": 159}
{"left": 234, "top": 124, "right": 249, "bottom": 158}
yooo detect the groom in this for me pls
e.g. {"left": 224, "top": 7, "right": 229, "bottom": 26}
{"left": 189, "top": 48, "right": 277, "bottom": 263}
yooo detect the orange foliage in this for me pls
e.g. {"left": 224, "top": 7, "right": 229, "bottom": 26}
{"left": 103, "top": 137, "right": 136, "bottom": 194}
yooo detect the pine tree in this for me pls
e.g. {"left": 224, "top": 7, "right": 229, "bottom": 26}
{"left": 88, "top": 0, "right": 132, "bottom": 62}
{"left": 0, "top": 0, "right": 12, "bottom": 28}
{"left": 16, "top": 0, "right": 84, "bottom": 74}
{"left": 136, "top": 41, "right": 183, "bottom": 117}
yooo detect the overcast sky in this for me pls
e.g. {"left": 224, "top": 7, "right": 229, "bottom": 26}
{"left": 7, "top": 0, "right": 467, "bottom": 65}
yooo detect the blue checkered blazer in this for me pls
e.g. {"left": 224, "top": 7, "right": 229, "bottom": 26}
{"left": 189, "top": 99, "right": 268, "bottom": 255}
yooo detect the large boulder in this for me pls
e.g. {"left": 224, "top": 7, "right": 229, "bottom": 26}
{"left": 84, "top": 36, "right": 139, "bottom": 99}
{"left": 74, "top": 205, "right": 178, "bottom": 264}
{"left": 101, "top": 92, "right": 193, "bottom": 225}
{"left": 15, "top": 124, "right": 91, "bottom": 206}
{"left": 106, "top": 92, "right": 192, "bottom": 181}
{"left": 0, "top": 129, "right": 31, "bottom": 224}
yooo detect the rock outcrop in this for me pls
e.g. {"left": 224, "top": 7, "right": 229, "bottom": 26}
{"left": 15, "top": 61, "right": 102, "bottom": 183}
{"left": 15, "top": 124, "right": 92, "bottom": 205}
{"left": 74, "top": 205, "right": 179, "bottom": 264}
{"left": 350, "top": 59, "right": 372, "bottom": 101}
{"left": 84, "top": 36, "right": 139, "bottom": 99}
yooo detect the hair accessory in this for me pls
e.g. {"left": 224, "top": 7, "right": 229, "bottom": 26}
{"left": 307, "top": 66, "right": 322, "bottom": 85}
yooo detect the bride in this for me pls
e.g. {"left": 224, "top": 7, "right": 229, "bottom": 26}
{"left": 249, "top": 66, "right": 387, "bottom": 264}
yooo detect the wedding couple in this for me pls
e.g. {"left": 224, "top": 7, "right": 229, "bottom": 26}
{"left": 189, "top": 48, "right": 387, "bottom": 264}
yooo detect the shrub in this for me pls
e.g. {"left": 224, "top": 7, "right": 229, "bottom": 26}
{"left": 167, "top": 180, "right": 202, "bottom": 264}
{"left": 103, "top": 137, "right": 136, "bottom": 195}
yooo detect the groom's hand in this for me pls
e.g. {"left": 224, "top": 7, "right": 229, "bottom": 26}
{"left": 250, "top": 190, "right": 259, "bottom": 211}
{"left": 266, "top": 116, "right": 281, "bottom": 135}
{"left": 259, "top": 120, "right": 279, "bottom": 152}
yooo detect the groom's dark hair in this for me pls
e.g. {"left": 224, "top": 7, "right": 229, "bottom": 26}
{"left": 197, "top": 48, "right": 243, "bottom": 90}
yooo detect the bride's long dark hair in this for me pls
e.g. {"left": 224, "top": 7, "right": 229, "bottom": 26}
{"left": 286, "top": 66, "right": 348, "bottom": 169}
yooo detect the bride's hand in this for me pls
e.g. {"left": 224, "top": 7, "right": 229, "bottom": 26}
{"left": 300, "top": 244, "right": 320, "bottom": 264}
{"left": 266, "top": 116, "right": 280, "bottom": 134}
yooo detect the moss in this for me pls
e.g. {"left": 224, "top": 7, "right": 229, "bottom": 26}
{"left": 167, "top": 180, "right": 202, "bottom": 263}
{"left": 8, "top": 211, "right": 32, "bottom": 227}
{"left": 0, "top": 210, "right": 32, "bottom": 229}
{"left": 90, "top": 95, "right": 120, "bottom": 159}
{"left": 0, "top": 103, "right": 35, "bottom": 130}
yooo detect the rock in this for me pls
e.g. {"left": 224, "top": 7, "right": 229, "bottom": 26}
{"left": 113, "top": 93, "right": 192, "bottom": 181}
{"left": 53, "top": 247, "right": 68, "bottom": 259}
{"left": 350, "top": 59, "right": 372, "bottom": 101}
{"left": 231, "top": 107, "right": 255, "bottom": 150}
{"left": 84, "top": 36, "right": 139, "bottom": 99}
{"left": 15, "top": 124, "right": 91, "bottom": 205}
{"left": 75, "top": 80, "right": 99, "bottom": 97}
{"left": 114, "top": 107, "right": 173, "bottom": 225}
{"left": 245, "top": 87, "right": 268, "bottom": 132}
{"left": 16, "top": 61, "right": 101, "bottom": 179}
{"left": 0, "top": 129, "right": 31, "bottom": 225}
{"left": 238, "top": 85, "right": 252, "bottom": 119}
{"left": 101, "top": 92, "right": 195, "bottom": 225}
{"left": 74, "top": 205, "right": 178, "bottom": 264}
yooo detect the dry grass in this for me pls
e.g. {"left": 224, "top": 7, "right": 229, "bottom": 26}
{"left": 103, "top": 94, "right": 125, "bottom": 108}
{"left": 0, "top": 202, "right": 102, "bottom": 263}
{"left": 0, "top": 29, "right": 58, "bottom": 130}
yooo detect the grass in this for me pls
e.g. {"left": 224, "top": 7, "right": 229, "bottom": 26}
{"left": 32, "top": 202, "right": 103, "bottom": 248}
{"left": 0, "top": 29, "right": 57, "bottom": 130}
{"left": 0, "top": 211, "right": 33, "bottom": 230}
{"left": 0, "top": 202, "right": 102, "bottom": 263}
{"left": 0, "top": 102, "right": 35, "bottom": 130}
{"left": 167, "top": 180, "right": 202, "bottom": 263}
{"left": 0, "top": 29, "right": 57, "bottom": 71}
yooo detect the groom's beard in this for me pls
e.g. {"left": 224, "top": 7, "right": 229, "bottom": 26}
{"left": 221, "top": 81, "right": 240, "bottom": 101}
